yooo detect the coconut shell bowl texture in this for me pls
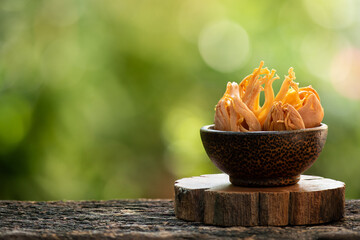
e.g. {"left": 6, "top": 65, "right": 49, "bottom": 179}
{"left": 200, "top": 124, "right": 328, "bottom": 187}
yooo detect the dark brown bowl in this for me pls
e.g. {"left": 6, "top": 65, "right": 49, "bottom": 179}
{"left": 200, "top": 124, "right": 328, "bottom": 187}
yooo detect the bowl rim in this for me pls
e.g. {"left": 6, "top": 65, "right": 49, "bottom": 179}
{"left": 201, "top": 123, "right": 328, "bottom": 135}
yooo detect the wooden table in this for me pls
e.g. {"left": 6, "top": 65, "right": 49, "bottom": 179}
{"left": 0, "top": 200, "right": 359, "bottom": 239}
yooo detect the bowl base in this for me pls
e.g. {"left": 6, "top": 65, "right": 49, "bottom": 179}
{"left": 229, "top": 175, "right": 300, "bottom": 187}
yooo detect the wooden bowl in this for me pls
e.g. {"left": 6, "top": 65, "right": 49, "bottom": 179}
{"left": 200, "top": 124, "right": 328, "bottom": 187}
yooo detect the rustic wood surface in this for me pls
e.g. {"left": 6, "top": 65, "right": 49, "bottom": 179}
{"left": 175, "top": 174, "right": 345, "bottom": 227}
{"left": 0, "top": 199, "right": 360, "bottom": 240}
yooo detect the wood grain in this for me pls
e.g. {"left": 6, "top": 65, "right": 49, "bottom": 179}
{"left": 0, "top": 199, "right": 359, "bottom": 239}
{"left": 174, "top": 174, "right": 345, "bottom": 226}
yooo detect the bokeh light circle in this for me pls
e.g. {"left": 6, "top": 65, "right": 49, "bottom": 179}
{"left": 330, "top": 48, "right": 360, "bottom": 99}
{"left": 300, "top": 32, "right": 350, "bottom": 80}
{"left": 198, "top": 20, "right": 250, "bottom": 73}
{"left": 303, "top": 0, "right": 355, "bottom": 29}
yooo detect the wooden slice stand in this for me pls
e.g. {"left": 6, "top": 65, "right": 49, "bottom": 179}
{"left": 174, "top": 174, "right": 345, "bottom": 226}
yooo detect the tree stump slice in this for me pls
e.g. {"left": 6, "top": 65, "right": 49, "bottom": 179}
{"left": 174, "top": 174, "right": 345, "bottom": 226}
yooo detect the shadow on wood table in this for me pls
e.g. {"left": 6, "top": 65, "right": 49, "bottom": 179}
{"left": 0, "top": 200, "right": 359, "bottom": 239}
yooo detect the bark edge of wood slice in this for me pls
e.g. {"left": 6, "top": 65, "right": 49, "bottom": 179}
{"left": 174, "top": 174, "right": 345, "bottom": 226}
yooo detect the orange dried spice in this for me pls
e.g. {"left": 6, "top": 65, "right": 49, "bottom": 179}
{"left": 214, "top": 61, "right": 324, "bottom": 132}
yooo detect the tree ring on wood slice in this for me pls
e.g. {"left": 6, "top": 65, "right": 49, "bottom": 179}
{"left": 174, "top": 174, "right": 345, "bottom": 226}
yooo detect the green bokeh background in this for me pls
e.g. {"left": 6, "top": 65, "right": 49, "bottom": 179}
{"left": 1, "top": 0, "right": 360, "bottom": 200}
